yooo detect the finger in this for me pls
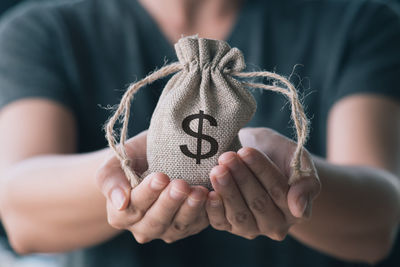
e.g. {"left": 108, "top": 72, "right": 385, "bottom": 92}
{"left": 237, "top": 148, "right": 290, "bottom": 213}
{"left": 124, "top": 130, "right": 148, "bottom": 174}
{"left": 287, "top": 175, "right": 321, "bottom": 219}
{"left": 219, "top": 152, "right": 288, "bottom": 240}
{"left": 206, "top": 191, "right": 231, "bottom": 231}
{"left": 170, "top": 186, "right": 208, "bottom": 233}
{"left": 128, "top": 172, "right": 170, "bottom": 220}
{"left": 239, "top": 128, "right": 294, "bottom": 177}
{"left": 133, "top": 179, "right": 190, "bottom": 239}
{"left": 162, "top": 186, "right": 209, "bottom": 242}
{"left": 96, "top": 133, "right": 148, "bottom": 211}
{"left": 96, "top": 159, "right": 131, "bottom": 211}
{"left": 210, "top": 165, "right": 258, "bottom": 237}
{"left": 103, "top": 173, "right": 169, "bottom": 230}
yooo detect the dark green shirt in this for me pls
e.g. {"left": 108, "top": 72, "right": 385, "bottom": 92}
{"left": 0, "top": 0, "right": 399, "bottom": 266}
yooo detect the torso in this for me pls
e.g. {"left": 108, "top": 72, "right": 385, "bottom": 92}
{"left": 2, "top": 0, "right": 400, "bottom": 266}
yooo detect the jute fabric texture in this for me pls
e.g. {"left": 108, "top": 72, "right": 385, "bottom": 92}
{"left": 106, "top": 36, "right": 309, "bottom": 188}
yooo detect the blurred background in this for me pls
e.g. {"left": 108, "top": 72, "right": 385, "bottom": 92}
{"left": 0, "top": 1, "right": 61, "bottom": 266}
{"left": 0, "top": 0, "right": 399, "bottom": 267}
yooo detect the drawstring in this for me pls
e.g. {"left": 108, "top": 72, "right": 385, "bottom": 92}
{"left": 106, "top": 63, "right": 309, "bottom": 187}
{"left": 106, "top": 63, "right": 183, "bottom": 186}
{"left": 232, "top": 71, "right": 310, "bottom": 183}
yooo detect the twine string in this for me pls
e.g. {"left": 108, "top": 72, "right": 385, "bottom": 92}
{"left": 232, "top": 71, "right": 310, "bottom": 184}
{"left": 105, "top": 62, "right": 183, "bottom": 187}
{"left": 106, "top": 63, "right": 309, "bottom": 187}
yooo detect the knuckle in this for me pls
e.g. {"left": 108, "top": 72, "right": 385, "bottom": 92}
{"left": 163, "top": 238, "right": 176, "bottom": 244}
{"left": 127, "top": 205, "right": 145, "bottom": 222}
{"left": 146, "top": 216, "right": 169, "bottom": 234}
{"left": 172, "top": 222, "right": 190, "bottom": 233}
{"left": 227, "top": 211, "right": 250, "bottom": 225}
{"left": 134, "top": 234, "right": 151, "bottom": 244}
{"left": 264, "top": 227, "right": 288, "bottom": 241}
{"left": 270, "top": 231, "right": 287, "bottom": 241}
{"left": 250, "top": 195, "right": 268, "bottom": 213}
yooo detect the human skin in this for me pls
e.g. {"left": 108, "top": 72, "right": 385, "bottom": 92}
{"left": 0, "top": 95, "right": 399, "bottom": 264}
{"left": 138, "top": 0, "right": 243, "bottom": 43}
{"left": 96, "top": 94, "right": 400, "bottom": 264}
{"left": 0, "top": 0, "right": 399, "bottom": 264}
{"left": 96, "top": 131, "right": 209, "bottom": 244}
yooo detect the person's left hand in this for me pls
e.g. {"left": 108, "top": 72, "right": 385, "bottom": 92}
{"left": 205, "top": 127, "right": 321, "bottom": 241}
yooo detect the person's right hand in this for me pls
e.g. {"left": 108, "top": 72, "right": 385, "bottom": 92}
{"left": 96, "top": 131, "right": 209, "bottom": 243}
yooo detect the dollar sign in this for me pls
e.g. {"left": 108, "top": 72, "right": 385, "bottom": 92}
{"left": 180, "top": 110, "right": 219, "bottom": 164}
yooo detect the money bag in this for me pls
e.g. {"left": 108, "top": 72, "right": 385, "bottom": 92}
{"left": 106, "top": 36, "right": 309, "bottom": 188}
{"left": 146, "top": 37, "right": 256, "bottom": 188}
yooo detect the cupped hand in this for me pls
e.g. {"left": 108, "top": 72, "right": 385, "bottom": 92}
{"left": 205, "top": 127, "right": 321, "bottom": 241}
{"left": 96, "top": 131, "right": 209, "bottom": 243}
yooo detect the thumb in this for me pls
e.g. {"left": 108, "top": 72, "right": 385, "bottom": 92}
{"left": 108, "top": 179, "right": 131, "bottom": 211}
{"left": 96, "top": 158, "right": 132, "bottom": 211}
{"left": 287, "top": 175, "right": 321, "bottom": 219}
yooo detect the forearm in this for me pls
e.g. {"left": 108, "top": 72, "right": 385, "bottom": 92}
{"left": 0, "top": 149, "right": 120, "bottom": 254}
{"left": 290, "top": 156, "right": 400, "bottom": 263}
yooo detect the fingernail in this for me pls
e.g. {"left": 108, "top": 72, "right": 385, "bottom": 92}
{"left": 216, "top": 171, "right": 229, "bottom": 186}
{"left": 187, "top": 189, "right": 204, "bottom": 207}
{"left": 220, "top": 154, "right": 236, "bottom": 164}
{"left": 208, "top": 192, "right": 221, "bottom": 207}
{"left": 239, "top": 149, "right": 255, "bottom": 164}
{"left": 110, "top": 188, "right": 125, "bottom": 210}
{"left": 188, "top": 196, "right": 202, "bottom": 207}
{"left": 210, "top": 199, "right": 221, "bottom": 207}
{"left": 169, "top": 186, "right": 186, "bottom": 200}
{"left": 296, "top": 195, "right": 308, "bottom": 218}
{"left": 151, "top": 175, "right": 167, "bottom": 190}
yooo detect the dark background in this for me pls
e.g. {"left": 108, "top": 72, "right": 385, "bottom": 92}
{"left": 0, "top": 0, "right": 20, "bottom": 15}
{"left": 0, "top": 0, "right": 399, "bottom": 266}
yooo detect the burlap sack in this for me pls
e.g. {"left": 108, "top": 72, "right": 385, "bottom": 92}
{"left": 144, "top": 37, "right": 256, "bottom": 188}
{"left": 106, "top": 36, "right": 309, "bottom": 188}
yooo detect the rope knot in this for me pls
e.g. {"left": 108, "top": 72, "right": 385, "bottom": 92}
{"left": 106, "top": 36, "right": 309, "bottom": 188}
{"left": 122, "top": 158, "right": 131, "bottom": 168}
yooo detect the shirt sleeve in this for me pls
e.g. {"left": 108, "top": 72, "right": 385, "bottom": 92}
{"left": 0, "top": 2, "right": 74, "bottom": 110}
{"left": 333, "top": 1, "right": 400, "bottom": 104}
